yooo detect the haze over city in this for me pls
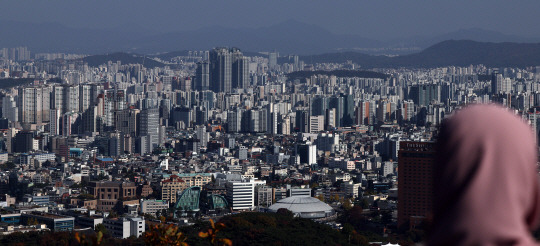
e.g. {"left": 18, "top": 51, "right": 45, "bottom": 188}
{"left": 3, "top": 0, "right": 540, "bottom": 54}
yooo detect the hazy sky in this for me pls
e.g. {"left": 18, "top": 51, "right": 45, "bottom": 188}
{"left": 3, "top": 0, "right": 540, "bottom": 39}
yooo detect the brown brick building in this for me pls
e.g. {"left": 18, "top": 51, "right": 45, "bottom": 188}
{"left": 397, "top": 141, "right": 435, "bottom": 230}
{"left": 88, "top": 181, "right": 137, "bottom": 211}
{"left": 161, "top": 175, "right": 189, "bottom": 204}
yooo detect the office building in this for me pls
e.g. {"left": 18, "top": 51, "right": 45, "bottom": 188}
{"left": 21, "top": 213, "right": 74, "bottom": 232}
{"left": 397, "top": 141, "right": 436, "bottom": 229}
{"left": 296, "top": 142, "right": 317, "bottom": 165}
{"left": 116, "top": 108, "right": 139, "bottom": 136}
{"left": 309, "top": 115, "right": 325, "bottom": 133}
{"left": 238, "top": 146, "right": 248, "bottom": 160}
{"left": 141, "top": 200, "right": 169, "bottom": 215}
{"left": 13, "top": 131, "right": 35, "bottom": 153}
{"left": 226, "top": 179, "right": 257, "bottom": 210}
{"left": 256, "top": 186, "right": 273, "bottom": 207}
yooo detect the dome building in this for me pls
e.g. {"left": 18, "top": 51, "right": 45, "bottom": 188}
{"left": 268, "top": 197, "right": 335, "bottom": 219}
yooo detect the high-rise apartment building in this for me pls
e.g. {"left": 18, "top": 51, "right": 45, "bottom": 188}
{"left": 51, "top": 84, "right": 79, "bottom": 115}
{"left": 209, "top": 47, "right": 249, "bottom": 93}
{"left": 401, "top": 100, "right": 415, "bottom": 123}
{"left": 139, "top": 107, "right": 159, "bottom": 152}
{"left": 329, "top": 96, "right": 344, "bottom": 127}
{"left": 100, "top": 89, "right": 126, "bottom": 129}
{"left": 62, "top": 112, "right": 80, "bottom": 136}
{"left": 209, "top": 48, "right": 232, "bottom": 93}
{"left": 311, "top": 96, "right": 328, "bottom": 116}
{"left": 357, "top": 100, "right": 376, "bottom": 126}
{"left": 227, "top": 108, "right": 243, "bottom": 133}
{"left": 116, "top": 108, "right": 139, "bottom": 137}
{"left": 18, "top": 86, "right": 51, "bottom": 125}
{"left": 3, "top": 47, "right": 30, "bottom": 61}
{"left": 491, "top": 73, "right": 503, "bottom": 94}
{"left": 2, "top": 95, "right": 18, "bottom": 123}
{"left": 268, "top": 52, "right": 278, "bottom": 70}
{"left": 231, "top": 48, "right": 249, "bottom": 90}
{"left": 195, "top": 61, "right": 210, "bottom": 91}
{"left": 195, "top": 125, "right": 209, "bottom": 149}
{"left": 409, "top": 84, "right": 440, "bottom": 106}
{"left": 342, "top": 94, "right": 355, "bottom": 127}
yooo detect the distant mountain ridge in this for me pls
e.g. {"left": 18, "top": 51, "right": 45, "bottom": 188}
{"left": 388, "top": 28, "right": 539, "bottom": 50}
{"left": 2, "top": 19, "right": 538, "bottom": 56}
{"left": 301, "top": 40, "right": 540, "bottom": 68}
{"left": 81, "top": 40, "right": 540, "bottom": 68}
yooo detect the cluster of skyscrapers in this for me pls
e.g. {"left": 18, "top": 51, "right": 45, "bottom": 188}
{"left": 195, "top": 47, "right": 249, "bottom": 92}
{"left": 2, "top": 45, "right": 540, "bottom": 241}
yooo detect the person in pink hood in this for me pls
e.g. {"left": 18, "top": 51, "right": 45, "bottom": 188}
{"left": 429, "top": 104, "right": 540, "bottom": 245}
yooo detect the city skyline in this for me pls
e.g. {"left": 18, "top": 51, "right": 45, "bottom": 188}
{"left": 2, "top": 1, "right": 540, "bottom": 245}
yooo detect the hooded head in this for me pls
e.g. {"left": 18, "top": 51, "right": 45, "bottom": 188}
{"left": 429, "top": 104, "right": 540, "bottom": 245}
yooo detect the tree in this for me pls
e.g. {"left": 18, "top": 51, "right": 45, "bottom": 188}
{"left": 107, "top": 211, "right": 118, "bottom": 218}
{"left": 27, "top": 218, "right": 39, "bottom": 225}
{"left": 95, "top": 223, "right": 108, "bottom": 235}
{"left": 97, "top": 173, "right": 108, "bottom": 181}
{"left": 343, "top": 199, "right": 353, "bottom": 210}
{"left": 276, "top": 208, "right": 294, "bottom": 218}
{"left": 144, "top": 218, "right": 189, "bottom": 246}
{"left": 0, "top": 162, "right": 15, "bottom": 170}
{"left": 143, "top": 213, "right": 156, "bottom": 221}
{"left": 333, "top": 180, "right": 344, "bottom": 187}
{"left": 348, "top": 206, "right": 364, "bottom": 223}
{"left": 78, "top": 193, "right": 95, "bottom": 200}
{"left": 198, "top": 219, "right": 232, "bottom": 246}
{"left": 381, "top": 211, "right": 393, "bottom": 225}
{"left": 360, "top": 198, "right": 370, "bottom": 209}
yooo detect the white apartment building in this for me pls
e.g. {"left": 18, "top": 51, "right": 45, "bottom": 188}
{"left": 103, "top": 217, "right": 145, "bottom": 239}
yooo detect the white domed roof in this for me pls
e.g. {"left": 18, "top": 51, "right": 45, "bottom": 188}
{"left": 268, "top": 196, "right": 334, "bottom": 215}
